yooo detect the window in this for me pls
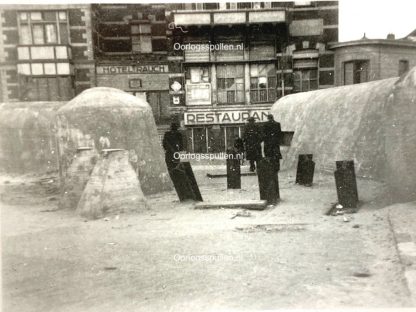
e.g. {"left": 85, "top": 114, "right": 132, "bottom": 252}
{"left": 217, "top": 65, "right": 245, "bottom": 104}
{"left": 203, "top": 3, "right": 219, "bottom": 10}
{"left": 237, "top": 2, "right": 253, "bottom": 9}
{"left": 344, "top": 60, "right": 369, "bottom": 85}
{"left": 250, "top": 63, "right": 277, "bottom": 103}
{"left": 293, "top": 69, "right": 318, "bottom": 92}
{"left": 19, "top": 76, "right": 74, "bottom": 101}
{"left": 253, "top": 2, "right": 265, "bottom": 9}
{"left": 18, "top": 11, "right": 68, "bottom": 45}
{"left": 399, "top": 60, "right": 409, "bottom": 76}
{"left": 294, "top": 1, "right": 312, "bottom": 6}
{"left": 131, "top": 23, "right": 152, "bottom": 53}
{"left": 186, "top": 66, "right": 210, "bottom": 83}
{"left": 226, "top": 3, "right": 237, "bottom": 9}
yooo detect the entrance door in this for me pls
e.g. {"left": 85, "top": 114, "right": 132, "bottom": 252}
{"left": 207, "top": 126, "right": 225, "bottom": 153}
{"left": 225, "top": 126, "right": 241, "bottom": 150}
{"left": 147, "top": 92, "right": 161, "bottom": 123}
{"left": 193, "top": 127, "right": 207, "bottom": 153}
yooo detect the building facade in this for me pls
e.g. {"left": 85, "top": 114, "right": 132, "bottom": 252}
{"left": 329, "top": 35, "right": 416, "bottom": 86}
{"left": 1, "top": 2, "right": 339, "bottom": 150}
{"left": 167, "top": 1, "right": 338, "bottom": 152}
{"left": 0, "top": 4, "right": 95, "bottom": 102}
{"left": 92, "top": 4, "right": 172, "bottom": 132}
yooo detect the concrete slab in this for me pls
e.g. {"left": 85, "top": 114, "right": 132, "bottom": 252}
{"left": 194, "top": 200, "right": 267, "bottom": 210}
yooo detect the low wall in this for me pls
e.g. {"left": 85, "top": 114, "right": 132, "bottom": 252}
{"left": 271, "top": 66, "right": 416, "bottom": 203}
{"left": 0, "top": 101, "right": 66, "bottom": 174}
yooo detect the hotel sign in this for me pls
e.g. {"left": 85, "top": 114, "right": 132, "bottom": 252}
{"left": 184, "top": 109, "right": 270, "bottom": 125}
{"left": 96, "top": 65, "right": 168, "bottom": 75}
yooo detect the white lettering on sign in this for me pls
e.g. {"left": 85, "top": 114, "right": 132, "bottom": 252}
{"left": 96, "top": 65, "right": 168, "bottom": 75}
{"left": 184, "top": 110, "right": 270, "bottom": 125}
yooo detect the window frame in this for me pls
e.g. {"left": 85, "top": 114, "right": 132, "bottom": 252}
{"left": 17, "top": 10, "right": 69, "bottom": 45}
{"left": 343, "top": 60, "right": 369, "bottom": 85}
{"left": 250, "top": 63, "right": 277, "bottom": 103}
{"left": 293, "top": 68, "right": 318, "bottom": 92}
{"left": 216, "top": 64, "right": 245, "bottom": 105}
{"left": 399, "top": 59, "right": 409, "bottom": 76}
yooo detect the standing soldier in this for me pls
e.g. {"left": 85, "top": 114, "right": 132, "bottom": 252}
{"left": 162, "top": 122, "right": 183, "bottom": 170}
{"left": 263, "top": 114, "right": 282, "bottom": 170}
{"left": 243, "top": 117, "right": 262, "bottom": 172}
{"left": 233, "top": 135, "right": 245, "bottom": 165}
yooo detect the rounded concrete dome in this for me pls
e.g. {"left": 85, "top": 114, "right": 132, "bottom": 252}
{"left": 56, "top": 87, "right": 172, "bottom": 195}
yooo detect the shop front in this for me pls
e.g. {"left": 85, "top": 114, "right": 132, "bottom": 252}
{"left": 95, "top": 64, "right": 170, "bottom": 125}
{"left": 183, "top": 108, "right": 270, "bottom": 153}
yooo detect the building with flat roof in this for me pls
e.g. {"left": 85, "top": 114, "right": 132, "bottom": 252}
{"left": 329, "top": 34, "right": 416, "bottom": 86}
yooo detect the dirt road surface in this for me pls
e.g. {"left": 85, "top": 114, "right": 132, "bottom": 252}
{"left": 1, "top": 166, "right": 414, "bottom": 311}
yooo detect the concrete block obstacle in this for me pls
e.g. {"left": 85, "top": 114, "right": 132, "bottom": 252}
{"left": 76, "top": 149, "right": 147, "bottom": 219}
{"left": 257, "top": 157, "right": 280, "bottom": 205}
{"left": 295, "top": 154, "right": 315, "bottom": 186}
{"left": 226, "top": 148, "right": 241, "bottom": 189}
{"left": 169, "top": 162, "right": 203, "bottom": 202}
{"left": 59, "top": 147, "right": 98, "bottom": 209}
{"left": 334, "top": 160, "right": 359, "bottom": 208}
{"left": 194, "top": 200, "right": 267, "bottom": 210}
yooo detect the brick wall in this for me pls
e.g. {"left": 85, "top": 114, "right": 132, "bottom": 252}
{"left": 0, "top": 5, "right": 95, "bottom": 102}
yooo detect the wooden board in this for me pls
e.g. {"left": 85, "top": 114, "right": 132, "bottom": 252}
{"left": 194, "top": 200, "right": 267, "bottom": 210}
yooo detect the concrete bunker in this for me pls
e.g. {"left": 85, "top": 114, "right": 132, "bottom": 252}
{"left": 271, "top": 66, "right": 416, "bottom": 203}
{"left": 0, "top": 101, "right": 65, "bottom": 174}
{"left": 55, "top": 87, "right": 172, "bottom": 195}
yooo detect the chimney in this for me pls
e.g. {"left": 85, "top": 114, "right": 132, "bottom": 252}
{"left": 387, "top": 33, "right": 395, "bottom": 40}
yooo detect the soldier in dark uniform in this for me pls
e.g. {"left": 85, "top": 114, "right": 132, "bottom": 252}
{"left": 243, "top": 117, "right": 262, "bottom": 172}
{"left": 233, "top": 135, "right": 245, "bottom": 164}
{"left": 162, "top": 122, "right": 183, "bottom": 170}
{"left": 262, "top": 114, "right": 282, "bottom": 170}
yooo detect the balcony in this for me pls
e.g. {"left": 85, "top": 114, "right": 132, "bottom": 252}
{"left": 173, "top": 9, "right": 286, "bottom": 27}
{"left": 16, "top": 45, "right": 73, "bottom": 76}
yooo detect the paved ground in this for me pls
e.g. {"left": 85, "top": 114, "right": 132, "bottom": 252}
{"left": 1, "top": 165, "right": 415, "bottom": 311}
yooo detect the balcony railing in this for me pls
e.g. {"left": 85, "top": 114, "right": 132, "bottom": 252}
{"left": 250, "top": 88, "right": 277, "bottom": 103}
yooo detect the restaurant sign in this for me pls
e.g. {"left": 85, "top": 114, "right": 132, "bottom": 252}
{"left": 184, "top": 109, "right": 270, "bottom": 125}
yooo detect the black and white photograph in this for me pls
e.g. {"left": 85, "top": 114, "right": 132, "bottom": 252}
{"left": 0, "top": 0, "right": 415, "bottom": 311}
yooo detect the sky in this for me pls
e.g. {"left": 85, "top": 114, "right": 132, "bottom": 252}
{"left": 339, "top": 0, "right": 416, "bottom": 41}
{"left": 0, "top": 0, "right": 415, "bottom": 42}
